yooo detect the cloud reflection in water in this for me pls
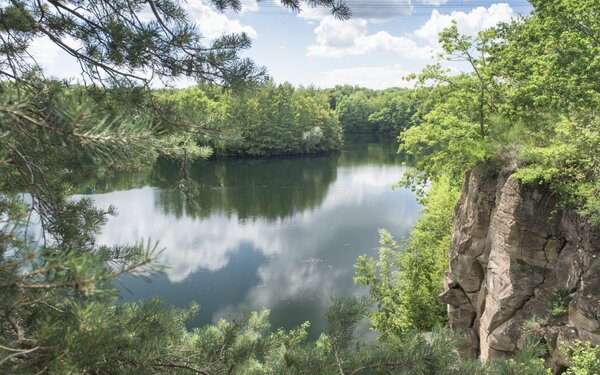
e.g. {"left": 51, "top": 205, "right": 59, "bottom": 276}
{"left": 89, "top": 141, "right": 420, "bottom": 335}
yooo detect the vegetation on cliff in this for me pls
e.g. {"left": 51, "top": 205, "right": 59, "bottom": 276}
{"left": 400, "top": 0, "right": 599, "bottom": 221}
{"left": 354, "top": 0, "right": 599, "bottom": 371}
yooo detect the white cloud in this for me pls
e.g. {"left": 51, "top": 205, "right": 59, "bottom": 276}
{"left": 414, "top": 3, "right": 514, "bottom": 45}
{"left": 240, "top": 0, "right": 259, "bottom": 13}
{"left": 297, "top": 5, "right": 330, "bottom": 21}
{"left": 27, "top": 35, "right": 83, "bottom": 79}
{"left": 137, "top": 2, "right": 256, "bottom": 39}
{"left": 312, "top": 65, "right": 416, "bottom": 89}
{"left": 422, "top": 0, "right": 447, "bottom": 5}
{"left": 307, "top": 3, "right": 514, "bottom": 62}
{"left": 307, "top": 16, "right": 432, "bottom": 58}
{"left": 91, "top": 165, "right": 415, "bottom": 283}
{"left": 28, "top": 35, "right": 84, "bottom": 66}
{"left": 311, "top": 17, "right": 368, "bottom": 49}
{"left": 29, "top": 36, "right": 61, "bottom": 66}
{"left": 185, "top": 1, "right": 258, "bottom": 40}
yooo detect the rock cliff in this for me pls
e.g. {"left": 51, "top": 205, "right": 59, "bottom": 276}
{"left": 439, "top": 167, "right": 600, "bottom": 372}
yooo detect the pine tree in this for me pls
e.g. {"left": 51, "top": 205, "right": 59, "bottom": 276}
{"left": 0, "top": 0, "right": 350, "bottom": 371}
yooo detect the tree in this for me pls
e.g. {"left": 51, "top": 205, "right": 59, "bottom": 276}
{"left": 336, "top": 90, "right": 376, "bottom": 133}
{"left": 437, "top": 21, "right": 499, "bottom": 137}
{"left": 492, "top": 0, "right": 600, "bottom": 221}
{"left": 399, "top": 0, "right": 598, "bottom": 225}
{"left": 368, "top": 89, "right": 415, "bottom": 135}
{"left": 355, "top": 176, "right": 460, "bottom": 336}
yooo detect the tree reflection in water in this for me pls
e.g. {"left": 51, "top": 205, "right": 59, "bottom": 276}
{"left": 81, "top": 136, "right": 420, "bottom": 338}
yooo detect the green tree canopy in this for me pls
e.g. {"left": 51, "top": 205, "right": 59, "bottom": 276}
{"left": 399, "top": 0, "right": 599, "bottom": 221}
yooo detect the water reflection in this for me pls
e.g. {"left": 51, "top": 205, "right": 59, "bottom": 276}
{"left": 86, "top": 136, "right": 420, "bottom": 337}
{"left": 154, "top": 155, "right": 338, "bottom": 221}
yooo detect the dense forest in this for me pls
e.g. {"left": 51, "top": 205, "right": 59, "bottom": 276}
{"left": 327, "top": 86, "right": 416, "bottom": 135}
{"left": 153, "top": 83, "right": 343, "bottom": 157}
{"left": 1, "top": 0, "right": 599, "bottom": 374}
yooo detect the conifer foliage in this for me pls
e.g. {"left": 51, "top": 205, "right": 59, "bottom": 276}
{"left": 0, "top": 0, "right": 352, "bottom": 372}
{"left": 0, "top": 0, "right": 349, "bottom": 87}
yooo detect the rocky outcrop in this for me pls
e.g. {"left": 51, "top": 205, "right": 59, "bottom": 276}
{"left": 439, "top": 167, "right": 600, "bottom": 372}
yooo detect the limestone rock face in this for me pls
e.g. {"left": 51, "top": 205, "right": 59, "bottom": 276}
{"left": 441, "top": 168, "right": 600, "bottom": 371}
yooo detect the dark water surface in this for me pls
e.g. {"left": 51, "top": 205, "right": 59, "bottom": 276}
{"left": 84, "top": 136, "right": 420, "bottom": 337}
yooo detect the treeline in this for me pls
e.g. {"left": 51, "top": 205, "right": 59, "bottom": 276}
{"left": 154, "top": 82, "right": 343, "bottom": 157}
{"left": 326, "top": 86, "right": 416, "bottom": 135}
{"left": 93, "top": 83, "right": 413, "bottom": 162}
{"left": 155, "top": 84, "right": 417, "bottom": 149}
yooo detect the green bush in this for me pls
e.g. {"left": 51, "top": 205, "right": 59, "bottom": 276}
{"left": 547, "top": 287, "right": 571, "bottom": 316}
{"left": 566, "top": 341, "right": 600, "bottom": 375}
{"left": 355, "top": 175, "right": 460, "bottom": 336}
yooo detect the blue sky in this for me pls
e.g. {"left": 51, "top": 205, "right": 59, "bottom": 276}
{"left": 32, "top": 0, "right": 533, "bottom": 89}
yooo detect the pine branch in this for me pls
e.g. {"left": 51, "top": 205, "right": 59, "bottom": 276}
{"left": 14, "top": 300, "right": 64, "bottom": 313}
{"left": 2, "top": 252, "right": 153, "bottom": 290}
{"left": 2, "top": 311, "right": 31, "bottom": 345}
{"left": 1, "top": 108, "right": 147, "bottom": 143}
{"left": 334, "top": 349, "right": 345, "bottom": 375}
{"left": 36, "top": 24, "right": 147, "bottom": 83}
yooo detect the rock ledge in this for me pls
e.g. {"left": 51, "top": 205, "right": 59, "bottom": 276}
{"left": 441, "top": 168, "right": 600, "bottom": 372}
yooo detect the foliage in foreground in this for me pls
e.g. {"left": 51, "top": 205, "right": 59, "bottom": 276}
{"left": 355, "top": 176, "right": 460, "bottom": 336}
{"left": 0, "top": 184, "right": 559, "bottom": 374}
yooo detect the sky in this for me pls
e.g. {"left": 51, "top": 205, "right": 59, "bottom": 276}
{"left": 32, "top": 0, "right": 533, "bottom": 89}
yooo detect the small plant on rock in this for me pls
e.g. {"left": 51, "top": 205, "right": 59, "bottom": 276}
{"left": 523, "top": 316, "right": 549, "bottom": 339}
{"left": 547, "top": 287, "right": 571, "bottom": 316}
{"left": 565, "top": 341, "right": 600, "bottom": 375}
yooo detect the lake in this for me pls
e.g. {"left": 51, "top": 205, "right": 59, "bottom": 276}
{"left": 82, "top": 135, "right": 420, "bottom": 338}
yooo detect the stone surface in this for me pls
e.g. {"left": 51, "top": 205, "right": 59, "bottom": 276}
{"left": 438, "top": 287, "right": 470, "bottom": 307}
{"left": 448, "top": 303, "right": 476, "bottom": 330}
{"left": 450, "top": 255, "right": 484, "bottom": 292}
{"left": 569, "top": 296, "right": 600, "bottom": 333}
{"left": 440, "top": 167, "right": 600, "bottom": 369}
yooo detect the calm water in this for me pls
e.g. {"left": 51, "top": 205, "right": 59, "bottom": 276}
{"left": 83, "top": 136, "right": 420, "bottom": 337}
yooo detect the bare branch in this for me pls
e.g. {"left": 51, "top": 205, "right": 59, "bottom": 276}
{"left": 0, "top": 344, "right": 33, "bottom": 353}
{"left": 0, "top": 346, "right": 40, "bottom": 366}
